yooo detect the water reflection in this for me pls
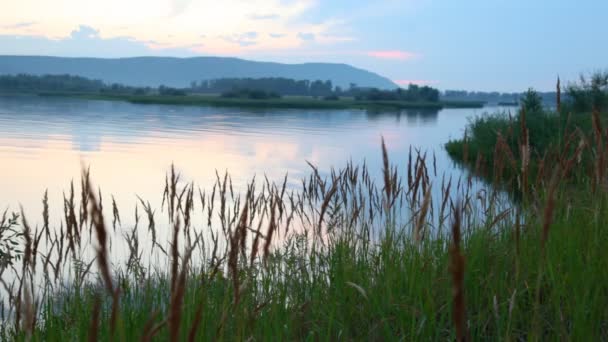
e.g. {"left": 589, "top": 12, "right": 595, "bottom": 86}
{"left": 0, "top": 95, "right": 499, "bottom": 228}
{"left": 365, "top": 108, "right": 440, "bottom": 124}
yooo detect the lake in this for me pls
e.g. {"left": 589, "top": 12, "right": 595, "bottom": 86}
{"left": 0, "top": 95, "right": 506, "bottom": 230}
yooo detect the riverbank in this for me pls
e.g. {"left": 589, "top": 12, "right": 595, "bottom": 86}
{"left": 33, "top": 91, "right": 485, "bottom": 110}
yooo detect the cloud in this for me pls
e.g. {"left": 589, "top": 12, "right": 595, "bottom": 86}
{"left": 3, "top": 22, "right": 36, "bottom": 29}
{"left": 170, "top": 0, "right": 193, "bottom": 16}
{"left": 394, "top": 79, "right": 438, "bottom": 86}
{"left": 0, "top": 25, "right": 198, "bottom": 57}
{"left": 222, "top": 31, "right": 259, "bottom": 47}
{"left": 0, "top": 0, "right": 351, "bottom": 55}
{"left": 367, "top": 50, "right": 417, "bottom": 60}
{"left": 297, "top": 32, "right": 315, "bottom": 41}
{"left": 250, "top": 13, "right": 280, "bottom": 20}
{"left": 70, "top": 25, "right": 100, "bottom": 39}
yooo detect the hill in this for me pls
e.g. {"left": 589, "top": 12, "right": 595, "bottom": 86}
{"left": 0, "top": 55, "right": 397, "bottom": 90}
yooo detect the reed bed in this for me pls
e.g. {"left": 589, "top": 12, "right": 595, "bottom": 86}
{"left": 1, "top": 100, "right": 607, "bottom": 340}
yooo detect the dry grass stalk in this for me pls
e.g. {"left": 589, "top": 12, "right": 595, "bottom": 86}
{"left": 486, "top": 208, "right": 511, "bottom": 231}
{"left": 410, "top": 160, "right": 425, "bottom": 206}
{"left": 449, "top": 202, "right": 469, "bottom": 341}
{"left": 381, "top": 137, "right": 392, "bottom": 203}
{"left": 111, "top": 195, "right": 120, "bottom": 232}
{"left": 42, "top": 189, "right": 50, "bottom": 242}
{"left": 228, "top": 190, "right": 250, "bottom": 305}
{"left": 407, "top": 146, "right": 413, "bottom": 188}
{"left": 138, "top": 197, "right": 157, "bottom": 250}
{"left": 317, "top": 181, "right": 338, "bottom": 234}
{"left": 170, "top": 218, "right": 180, "bottom": 297}
{"left": 63, "top": 184, "right": 77, "bottom": 257}
{"left": 18, "top": 208, "right": 34, "bottom": 337}
{"left": 414, "top": 186, "right": 432, "bottom": 242}
{"left": 53, "top": 227, "right": 65, "bottom": 281}
{"left": 187, "top": 301, "right": 205, "bottom": 342}
{"left": 80, "top": 166, "right": 91, "bottom": 229}
{"left": 20, "top": 208, "right": 32, "bottom": 276}
{"left": 249, "top": 210, "right": 266, "bottom": 268}
{"left": 556, "top": 76, "right": 561, "bottom": 112}
{"left": 169, "top": 242, "right": 194, "bottom": 342}
{"left": 22, "top": 279, "right": 34, "bottom": 340}
{"left": 535, "top": 151, "right": 548, "bottom": 188}
{"left": 263, "top": 195, "right": 278, "bottom": 263}
{"left": 87, "top": 174, "right": 120, "bottom": 337}
{"left": 30, "top": 227, "right": 42, "bottom": 280}
{"left": 90, "top": 192, "right": 113, "bottom": 295}
{"left": 139, "top": 310, "right": 162, "bottom": 342}
{"left": 87, "top": 296, "right": 101, "bottom": 342}
{"left": 238, "top": 190, "right": 252, "bottom": 258}
{"left": 438, "top": 177, "right": 452, "bottom": 231}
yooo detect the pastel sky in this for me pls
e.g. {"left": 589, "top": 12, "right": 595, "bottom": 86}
{"left": 0, "top": 0, "right": 606, "bottom": 91}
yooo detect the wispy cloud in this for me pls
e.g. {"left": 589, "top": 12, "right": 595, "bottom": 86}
{"left": 3, "top": 22, "right": 37, "bottom": 29}
{"left": 269, "top": 33, "right": 286, "bottom": 38}
{"left": 367, "top": 50, "right": 417, "bottom": 60}
{"left": 222, "top": 31, "right": 259, "bottom": 47}
{"left": 0, "top": 24, "right": 198, "bottom": 57}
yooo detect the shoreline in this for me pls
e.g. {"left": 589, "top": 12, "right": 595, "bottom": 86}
{"left": 28, "top": 91, "right": 485, "bottom": 110}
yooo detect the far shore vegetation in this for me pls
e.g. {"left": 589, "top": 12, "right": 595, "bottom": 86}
{"left": 0, "top": 73, "right": 486, "bottom": 110}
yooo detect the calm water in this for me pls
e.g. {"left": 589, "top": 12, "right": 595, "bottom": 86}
{"left": 0, "top": 95, "right": 502, "bottom": 228}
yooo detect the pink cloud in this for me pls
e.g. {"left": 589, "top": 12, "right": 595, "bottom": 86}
{"left": 394, "top": 79, "right": 438, "bottom": 86}
{"left": 367, "top": 50, "right": 417, "bottom": 60}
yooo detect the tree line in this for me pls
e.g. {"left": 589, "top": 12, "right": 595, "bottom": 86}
{"left": 0, "top": 74, "right": 156, "bottom": 95}
{"left": 0, "top": 74, "right": 106, "bottom": 92}
{"left": 0, "top": 73, "right": 445, "bottom": 103}
{"left": 351, "top": 85, "right": 440, "bottom": 102}
{"left": 190, "top": 78, "right": 336, "bottom": 97}
{"left": 192, "top": 78, "right": 441, "bottom": 102}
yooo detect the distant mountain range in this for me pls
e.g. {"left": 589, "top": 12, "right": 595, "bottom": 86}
{"left": 0, "top": 55, "right": 397, "bottom": 90}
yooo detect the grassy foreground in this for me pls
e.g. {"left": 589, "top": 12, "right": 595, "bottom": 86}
{"left": 35, "top": 91, "right": 484, "bottom": 110}
{"left": 1, "top": 131, "right": 607, "bottom": 341}
{"left": 16, "top": 197, "right": 607, "bottom": 341}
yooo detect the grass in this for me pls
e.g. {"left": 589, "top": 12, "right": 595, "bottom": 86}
{"left": 445, "top": 106, "right": 605, "bottom": 188}
{"left": 28, "top": 205, "right": 606, "bottom": 341}
{"left": 2, "top": 89, "right": 608, "bottom": 340}
{"left": 34, "top": 91, "right": 485, "bottom": 110}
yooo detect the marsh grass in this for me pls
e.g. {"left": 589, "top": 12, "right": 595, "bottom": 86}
{"left": 1, "top": 99, "right": 607, "bottom": 340}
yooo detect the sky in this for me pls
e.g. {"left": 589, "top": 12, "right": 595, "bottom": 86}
{"left": 0, "top": 0, "right": 607, "bottom": 92}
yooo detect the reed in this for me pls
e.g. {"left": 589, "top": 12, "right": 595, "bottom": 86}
{"left": 449, "top": 203, "right": 468, "bottom": 341}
